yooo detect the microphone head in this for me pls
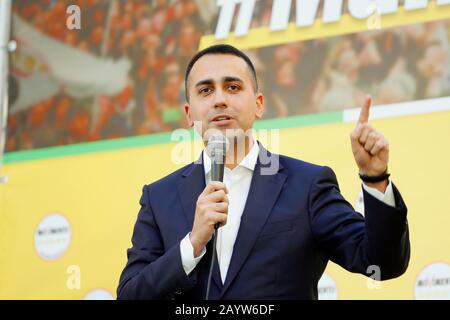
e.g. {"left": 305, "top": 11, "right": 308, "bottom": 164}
{"left": 206, "top": 133, "right": 229, "bottom": 161}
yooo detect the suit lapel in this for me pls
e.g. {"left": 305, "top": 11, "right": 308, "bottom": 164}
{"left": 178, "top": 159, "right": 205, "bottom": 228}
{"left": 219, "top": 146, "right": 286, "bottom": 298}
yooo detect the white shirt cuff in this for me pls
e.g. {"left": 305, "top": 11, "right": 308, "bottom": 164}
{"left": 362, "top": 180, "right": 396, "bottom": 207}
{"left": 180, "top": 232, "right": 206, "bottom": 275}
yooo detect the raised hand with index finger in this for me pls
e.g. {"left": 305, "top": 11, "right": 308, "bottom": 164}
{"left": 350, "top": 95, "right": 390, "bottom": 190}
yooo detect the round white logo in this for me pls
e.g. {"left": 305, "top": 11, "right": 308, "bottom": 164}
{"left": 84, "top": 289, "right": 115, "bottom": 300}
{"left": 414, "top": 262, "right": 450, "bottom": 300}
{"left": 34, "top": 213, "right": 71, "bottom": 261}
{"left": 318, "top": 272, "right": 338, "bottom": 300}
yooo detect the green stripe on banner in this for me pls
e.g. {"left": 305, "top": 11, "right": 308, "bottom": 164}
{"left": 3, "top": 111, "right": 343, "bottom": 164}
{"left": 253, "top": 111, "right": 342, "bottom": 130}
{"left": 3, "top": 131, "right": 176, "bottom": 164}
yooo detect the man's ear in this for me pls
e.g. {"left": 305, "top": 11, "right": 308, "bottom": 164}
{"left": 184, "top": 103, "right": 194, "bottom": 127}
{"left": 255, "top": 93, "right": 264, "bottom": 120}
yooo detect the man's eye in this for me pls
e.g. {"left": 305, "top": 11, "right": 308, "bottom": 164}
{"left": 228, "top": 85, "right": 240, "bottom": 91}
{"left": 199, "top": 87, "right": 211, "bottom": 94}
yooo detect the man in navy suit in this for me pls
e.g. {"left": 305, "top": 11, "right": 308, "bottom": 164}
{"left": 117, "top": 44, "right": 410, "bottom": 300}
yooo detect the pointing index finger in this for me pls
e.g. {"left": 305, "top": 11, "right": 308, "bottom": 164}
{"left": 358, "top": 95, "right": 372, "bottom": 124}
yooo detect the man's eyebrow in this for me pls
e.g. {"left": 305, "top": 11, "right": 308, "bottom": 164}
{"left": 195, "top": 79, "right": 214, "bottom": 88}
{"left": 194, "top": 77, "right": 244, "bottom": 88}
{"left": 223, "top": 76, "right": 243, "bottom": 84}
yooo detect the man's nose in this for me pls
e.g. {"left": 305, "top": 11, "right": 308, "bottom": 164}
{"left": 212, "top": 88, "right": 228, "bottom": 108}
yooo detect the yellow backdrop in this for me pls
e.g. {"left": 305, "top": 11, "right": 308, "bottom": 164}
{"left": 1, "top": 110, "right": 449, "bottom": 299}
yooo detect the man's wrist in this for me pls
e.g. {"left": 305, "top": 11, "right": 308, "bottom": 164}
{"left": 189, "top": 233, "right": 204, "bottom": 258}
{"left": 359, "top": 168, "right": 390, "bottom": 183}
{"left": 363, "top": 179, "right": 389, "bottom": 193}
{"left": 359, "top": 168, "right": 390, "bottom": 193}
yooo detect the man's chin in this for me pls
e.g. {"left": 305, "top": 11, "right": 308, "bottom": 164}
{"left": 207, "top": 126, "right": 243, "bottom": 136}
{"left": 203, "top": 126, "right": 249, "bottom": 141}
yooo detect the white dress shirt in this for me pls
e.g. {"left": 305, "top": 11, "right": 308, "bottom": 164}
{"left": 180, "top": 141, "right": 396, "bottom": 283}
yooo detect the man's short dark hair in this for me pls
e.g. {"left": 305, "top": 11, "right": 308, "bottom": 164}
{"left": 184, "top": 44, "right": 259, "bottom": 102}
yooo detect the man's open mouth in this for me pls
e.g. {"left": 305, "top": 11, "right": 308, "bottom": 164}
{"left": 211, "top": 115, "right": 233, "bottom": 122}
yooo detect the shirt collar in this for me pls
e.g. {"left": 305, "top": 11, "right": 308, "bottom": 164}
{"left": 203, "top": 139, "right": 260, "bottom": 176}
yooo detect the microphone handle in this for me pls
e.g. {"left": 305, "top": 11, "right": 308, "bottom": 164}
{"left": 211, "top": 160, "right": 224, "bottom": 230}
{"left": 211, "top": 162, "right": 224, "bottom": 182}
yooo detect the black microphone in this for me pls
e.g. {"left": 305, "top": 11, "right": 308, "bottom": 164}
{"left": 205, "top": 133, "right": 228, "bottom": 300}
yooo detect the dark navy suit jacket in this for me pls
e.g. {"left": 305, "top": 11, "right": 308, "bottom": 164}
{"left": 117, "top": 144, "right": 410, "bottom": 300}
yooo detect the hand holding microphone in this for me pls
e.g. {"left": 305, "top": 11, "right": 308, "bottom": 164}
{"left": 190, "top": 134, "right": 229, "bottom": 258}
{"left": 190, "top": 181, "right": 228, "bottom": 257}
